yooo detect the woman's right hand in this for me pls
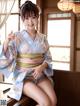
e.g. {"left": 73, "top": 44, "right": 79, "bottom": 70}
{"left": 3, "top": 31, "right": 15, "bottom": 52}
{"left": 6, "top": 31, "right": 15, "bottom": 43}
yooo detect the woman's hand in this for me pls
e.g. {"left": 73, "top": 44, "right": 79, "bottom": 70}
{"left": 32, "top": 62, "right": 48, "bottom": 79}
{"left": 3, "top": 31, "right": 15, "bottom": 52}
{"left": 6, "top": 31, "right": 15, "bottom": 43}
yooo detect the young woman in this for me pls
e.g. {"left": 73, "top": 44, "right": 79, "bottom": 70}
{"left": 0, "top": 1, "right": 57, "bottom": 106}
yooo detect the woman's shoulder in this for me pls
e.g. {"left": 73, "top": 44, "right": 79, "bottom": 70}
{"left": 14, "top": 31, "right": 25, "bottom": 46}
{"left": 38, "top": 32, "right": 47, "bottom": 39}
{"left": 14, "top": 30, "right": 24, "bottom": 37}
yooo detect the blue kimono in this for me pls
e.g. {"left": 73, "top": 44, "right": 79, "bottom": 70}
{"left": 0, "top": 30, "right": 53, "bottom": 100}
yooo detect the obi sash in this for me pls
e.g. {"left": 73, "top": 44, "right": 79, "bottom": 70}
{"left": 16, "top": 53, "right": 44, "bottom": 69}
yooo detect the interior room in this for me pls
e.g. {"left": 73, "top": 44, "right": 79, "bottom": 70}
{"left": 0, "top": 0, "right": 80, "bottom": 106}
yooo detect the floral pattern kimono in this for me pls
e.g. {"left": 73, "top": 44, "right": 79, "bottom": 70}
{"left": 0, "top": 30, "right": 53, "bottom": 100}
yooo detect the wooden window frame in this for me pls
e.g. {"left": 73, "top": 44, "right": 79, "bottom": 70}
{"left": 43, "top": 8, "right": 76, "bottom": 71}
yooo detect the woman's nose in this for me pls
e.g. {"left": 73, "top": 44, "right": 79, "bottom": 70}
{"left": 28, "top": 18, "right": 33, "bottom": 24}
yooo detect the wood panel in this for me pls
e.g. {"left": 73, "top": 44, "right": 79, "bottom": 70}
{"left": 75, "top": 51, "right": 80, "bottom": 72}
{"left": 76, "top": 21, "right": 80, "bottom": 48}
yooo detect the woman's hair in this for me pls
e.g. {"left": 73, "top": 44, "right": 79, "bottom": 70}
{"left": 20, "top": 0, "right": 40, "bottom": 20}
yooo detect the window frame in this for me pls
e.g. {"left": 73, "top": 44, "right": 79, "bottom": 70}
{"left": 43, "top": 8, "right": 76, "bottom": 71}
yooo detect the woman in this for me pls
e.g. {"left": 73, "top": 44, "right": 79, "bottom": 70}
{"left": 1, "top": 1, "right": 57, "bottom": 106}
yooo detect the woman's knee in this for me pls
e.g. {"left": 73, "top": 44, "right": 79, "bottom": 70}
{"left": 51, "top": 95, "right": 57, "bottom": 106}
{"left": 41, "top": 96, "right": 57, "bottom": 106}
{"left": 39, "top": 96, "right": 51, "bottom": 106}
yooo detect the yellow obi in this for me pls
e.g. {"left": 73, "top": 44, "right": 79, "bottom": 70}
{"left": 16, "top": 53, "right": 44, "bottom": 68}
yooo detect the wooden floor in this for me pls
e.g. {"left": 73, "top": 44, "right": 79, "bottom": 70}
{"left": 7, "top": 95, "right": 37, "bottom": 106}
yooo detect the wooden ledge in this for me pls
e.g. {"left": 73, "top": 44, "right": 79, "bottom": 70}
{"left": 7, "top": 95, "right": 31, "bottom": 106}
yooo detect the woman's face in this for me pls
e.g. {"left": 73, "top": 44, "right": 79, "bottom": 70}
{"left": 23, "top": 13, "right": 38, "bottom": 31}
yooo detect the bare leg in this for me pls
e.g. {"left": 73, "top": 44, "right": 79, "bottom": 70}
{"left": 23, "top": 80, "right": 52, "bottom": 106}
{"left": 38, "top": 78, "right": 57, "bottom": 106}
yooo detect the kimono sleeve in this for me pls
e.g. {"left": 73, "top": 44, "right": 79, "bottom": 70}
{"left": 0, "top": 40, "right": 17, "bottom": 78}
{"left": 43, "top": 36, "right": 53, "bottom": 76}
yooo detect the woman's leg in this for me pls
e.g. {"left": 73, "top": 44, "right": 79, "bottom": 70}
{"left": 23, "top": 80, "right": 52, "bottom": 106}
{"left": 38, "top": 78, "right": 57, "bottom": 106}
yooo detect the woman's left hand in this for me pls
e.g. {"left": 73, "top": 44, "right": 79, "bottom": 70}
{"left": 32, "top": 64, "right": 45, "bottom": 79}
{"left": 32, "top": 62, "right": 48, "bottom": 79}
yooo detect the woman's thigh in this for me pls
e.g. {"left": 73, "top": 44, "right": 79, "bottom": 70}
{"left": 38, "top": 77, "right": 57, "bottom": 105}
{"left": 23, "top": 80, "right": 50, "bottom": 105}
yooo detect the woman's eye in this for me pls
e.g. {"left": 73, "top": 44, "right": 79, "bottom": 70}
{"left": 33, "top": 16, "right": 36, "bottom": 19}
{"left": 25, "top": 17, "right": 28, "bottom": 20}
{"left": 25, "top": 17, "right": 29, "bottom": 20}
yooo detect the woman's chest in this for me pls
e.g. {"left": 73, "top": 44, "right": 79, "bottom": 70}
{"left": 17, "top": 39, "right": 47, "bottom": 54}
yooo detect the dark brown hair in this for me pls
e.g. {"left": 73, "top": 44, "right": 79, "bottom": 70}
{"left": 20, "top": 0, "right": 39, "bottom": 21}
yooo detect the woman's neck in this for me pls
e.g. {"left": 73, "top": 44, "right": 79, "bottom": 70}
{"left": 26, "top": 29, "right": 37, "bottom": 40}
